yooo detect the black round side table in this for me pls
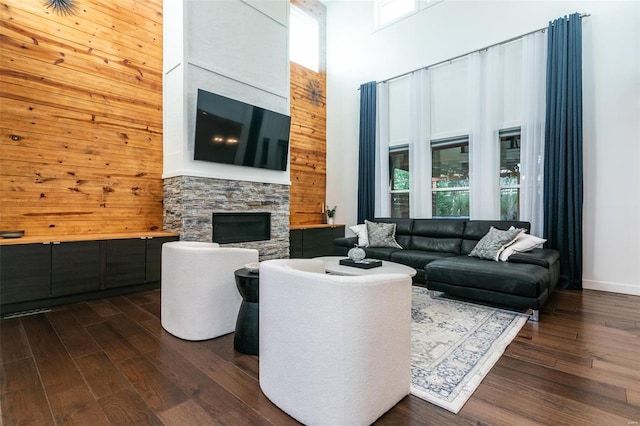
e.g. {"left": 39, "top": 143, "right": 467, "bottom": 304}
{"left": 234, "top": 268, "right": 259, "bottom": 355}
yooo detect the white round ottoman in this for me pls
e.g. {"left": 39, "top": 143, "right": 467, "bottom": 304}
{"left": 161, "top": 241, "right": 259, "bottom": 341}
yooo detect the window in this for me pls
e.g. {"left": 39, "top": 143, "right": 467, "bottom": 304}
{"left": 290, "top": 6, "right": 319, "bottom": 72}
{"left": 499, "top": 128, "right": 521, "bottom": 220}
{"left": 431, "top": 137, "right": 469, "bottom": 218}
{"left": 374, "top": 0, "right": 417, "bottom": 29}
{"left": 389, "top": 147, "right": 409, "bottom": 217}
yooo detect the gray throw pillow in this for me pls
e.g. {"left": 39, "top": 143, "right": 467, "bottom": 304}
{"left": 365, "top": 220, "right": 402, "bottom": 249}
{"left": 469, "top": 226, "right": 525, "bottom": 261}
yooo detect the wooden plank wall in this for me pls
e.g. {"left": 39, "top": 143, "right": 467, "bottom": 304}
{"left": 289, "top": 0, "right": 327, "bottom": 226}
{"left": 0, "top": 0, "right": 164, "bottom": 237}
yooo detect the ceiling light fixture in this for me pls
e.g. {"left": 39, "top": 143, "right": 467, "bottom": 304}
{"left": 44, "top": 0, "right": 77, "bottom": 16}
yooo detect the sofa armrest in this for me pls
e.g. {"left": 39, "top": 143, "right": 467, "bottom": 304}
{"left": 508, "top": 248, "right": 560, "bottom": 269}
{"left": 334, "top": 236, "right": 358, "bottom": 249}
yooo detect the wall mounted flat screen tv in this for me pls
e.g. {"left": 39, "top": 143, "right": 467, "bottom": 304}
{"left": 194, "top": 89, "right": 291, "bottom": 171}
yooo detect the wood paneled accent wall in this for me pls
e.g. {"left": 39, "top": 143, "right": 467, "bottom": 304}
{"left": 289, "top": 0, "right": 327, "bottom": 226}
{"left": 0, "top": 0, "right": 163, "bottom": 236}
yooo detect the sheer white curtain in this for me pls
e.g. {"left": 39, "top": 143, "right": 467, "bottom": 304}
{"left": 409, "top": 69, "right": 432, "bottom": 218}
{"left": 375, "top": 82, "right": 390, "bottom": 217}
{"left": 468, "top": 48, "right": 501, "bottom": 219}
{"left": 519, "top": 31, "right": 547, "bottom": 236}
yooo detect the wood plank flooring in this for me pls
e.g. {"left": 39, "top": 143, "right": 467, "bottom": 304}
{"left": 1, "top": 289, "right": 639, "bottom": 425}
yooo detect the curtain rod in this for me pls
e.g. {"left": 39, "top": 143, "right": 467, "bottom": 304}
{"left": 363, "top": 13, "right": 590, "bottom": 87}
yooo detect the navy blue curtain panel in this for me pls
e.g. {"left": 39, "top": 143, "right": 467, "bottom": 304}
{"left": 543, "top": 13, "right": 583, "bottom": 289}
{"left": 358, "top": 81, "right": 377, "bottom": 224}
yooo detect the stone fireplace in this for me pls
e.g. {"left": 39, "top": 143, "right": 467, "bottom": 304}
{"left": 163, "top": 176, "right": 289, "bottom": 260}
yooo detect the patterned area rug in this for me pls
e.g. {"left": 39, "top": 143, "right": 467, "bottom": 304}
{"left": 411, "top": 287, "right": 529, "bottom": 413}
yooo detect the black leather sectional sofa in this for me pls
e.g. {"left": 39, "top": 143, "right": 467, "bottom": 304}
{"left": 333, "top": 218, "right": 560, "bottom": 320}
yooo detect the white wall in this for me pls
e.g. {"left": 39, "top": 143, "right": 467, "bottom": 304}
{"left": 163, "top": 0, "right": 290, "bottom": 185}
{"left": 325, "top": 0, "right": 640, "bottom": 295}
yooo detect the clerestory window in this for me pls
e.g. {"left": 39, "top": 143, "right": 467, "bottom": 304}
{"left": 290, "top": 5, "right": 319, "bottom": 72}
{"left": 374, "top": 0, "right": 417, "bottom": 29}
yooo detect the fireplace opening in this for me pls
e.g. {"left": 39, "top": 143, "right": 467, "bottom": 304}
{"left": 212, "top": 212, "right": 271, "bottom": 244}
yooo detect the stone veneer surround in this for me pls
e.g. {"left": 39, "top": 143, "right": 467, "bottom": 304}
{"left": 163, "top": 176, "right": 290, "bottom": 260}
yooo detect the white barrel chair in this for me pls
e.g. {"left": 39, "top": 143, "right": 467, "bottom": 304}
{"left": 259, "top": 258, "right": 412, "bottom": 426}
{"left": 161, "top": 241, "right": 259, "bottom": 341}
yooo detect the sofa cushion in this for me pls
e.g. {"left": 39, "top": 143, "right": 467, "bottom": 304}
{"left": 507, "top": 248, "right": 560, "bottom": 269}
{"left": 394, "top": 234, "right": 411, "bottom": 249}
{"left": 334, "top": 236, "right": 358, "bottom": 249}
{"left": 362, "top": 247, "right": 401, "bottom": 260}
{"left": 409, "top": 219, "right": 464, "bottom": 254}
{"left": 389, "top": 250, "right": 458, "bottom": 270}
{"left": 411, "top": 236, "right": 462, "bottom": 254}
{"left": 374, "top": 218, "right": 413, "bottom": 236}
{"left": 425, "top": 256, "right": 549, "bottom": 298}
{"left": 411, "top": 219, "right": 465, "bottom": 238}
{"left": 366, "top": 220, "right": 402, "bottom": 248}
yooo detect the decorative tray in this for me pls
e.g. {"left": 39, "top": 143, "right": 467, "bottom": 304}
{"left": 339, "top": 258, "right": 382, "bottom": 269}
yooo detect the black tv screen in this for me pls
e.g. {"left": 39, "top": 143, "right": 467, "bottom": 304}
{"left": 194, "top": 89, "right": 291, "bottom": 171}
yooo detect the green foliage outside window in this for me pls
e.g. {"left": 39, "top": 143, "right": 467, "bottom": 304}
{"left": 432, "top": 169, "right": 469, "bottom": 217}
{"left": 500, "top": 190, "right": 518, "bottom": 220}
{"left": 432, "top": 190, "right": 470, "bottom": 217}
{"left": 393, "top": 168, "right": 409, "bottom": 190}
{"left": 499, "top": 175, "right": 519, "bottom": 220}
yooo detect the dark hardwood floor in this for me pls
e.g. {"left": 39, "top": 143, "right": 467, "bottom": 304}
{"left": 1, "top": 288, "right": 639, "bottom": 425}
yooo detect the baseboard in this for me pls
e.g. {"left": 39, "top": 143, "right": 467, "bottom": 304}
{"left": 582, "top": 279, "right": 640, "bottom": 296}
{"left": 0, "top": 282, "right": 161, "bottom": 316}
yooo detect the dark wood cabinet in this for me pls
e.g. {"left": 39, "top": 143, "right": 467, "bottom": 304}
{"left": 51, "top": 241, "right": 101, "bottom": 296}
{"left": 104, "top": 238, "right": 147, "bottom": 289}
{"left": 0, "top": 244, "right": 51, "bottom": 304}
{"left": 0, "top": 232, "right": 178, "bottom": 315}
{"left": 145, "top": 236, "right": 177, "bottom": 282}
{"left": 105, "top": 236, "right": 177, "bottom": 287}
{"left": 289, "top": 228, "right": 304, "bottom": 258}
{"left": 290, "top": 225, "right": 344, "bottom": 258}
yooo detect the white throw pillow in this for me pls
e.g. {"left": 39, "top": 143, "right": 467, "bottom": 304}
{"left": 499, "top": 233, "right": 547, "bottom": 261}
{"left": 349, "top": 224, "right": 369, "bottom": 247}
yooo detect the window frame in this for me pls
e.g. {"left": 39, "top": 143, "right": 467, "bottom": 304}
{"left": 388, "top": 145, "right": 410, "bottom": 218}
{"left": 374, "top": 0, "right": 418, "bottom": 30}
{"left": 498, "top": 127, "right": 521, "bottom": 220}
{"left": 431, "top": 135, "right": 470, "bottom": 218}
